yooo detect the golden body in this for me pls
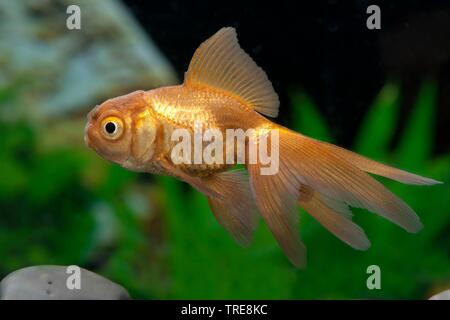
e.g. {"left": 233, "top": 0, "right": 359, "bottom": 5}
{"left": 148, "top": 85, "right": 269, "bottom": 176}
{"left": 85, "top": 27, "right": 440, "bottom": 267}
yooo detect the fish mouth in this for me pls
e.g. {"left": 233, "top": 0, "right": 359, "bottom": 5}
{"left": 84, "top": 132, "right": 90, "bottom": 147}
{"left": 84, "top": 131, "right": 101, "bottom": 155}
{"left": 84, "top": 123, "right": 92, "bottom": 148}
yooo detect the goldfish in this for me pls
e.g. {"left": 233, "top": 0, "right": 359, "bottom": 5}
{"left": 85, "top": 27, "right": 441, "bottom": 268}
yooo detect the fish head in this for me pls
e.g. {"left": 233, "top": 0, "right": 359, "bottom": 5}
{"left": 84, "top": 90, "right": 158, "bottom": 170}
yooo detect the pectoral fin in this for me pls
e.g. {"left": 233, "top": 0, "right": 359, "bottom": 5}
{"left": 155, "top": 157, "right": 222, "bottom": 199}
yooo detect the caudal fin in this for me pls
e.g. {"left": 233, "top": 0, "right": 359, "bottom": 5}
{"left": 299, "top": 185, "right": 371, "bottom": 250}
{"left": 248, "top": 127, "right": 439, "bottom": 267}
{"left": 308, "top": 137, "right": 441, "bottom": 185}
{"left": 247, "top": 130, "right": 308, "bottom": 267}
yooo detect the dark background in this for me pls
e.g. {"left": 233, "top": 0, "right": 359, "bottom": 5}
{"left": 124, "top": 0, "right": 450, "bottom": 153}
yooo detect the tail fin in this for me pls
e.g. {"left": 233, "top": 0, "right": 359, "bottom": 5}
{"left": 307, "top": 137, "right": 441, "bottom": 185}
{"left": 248, "top": 128, "right": 438, "bottom": 267}
{"left": 247, "top": 160, "right": 307, "bottom": 267}
{"left": 299, "top": 185, "right": 370, "bottom": 250}
{"left": 247, "top": 131, "right": 308, "bottom": 267}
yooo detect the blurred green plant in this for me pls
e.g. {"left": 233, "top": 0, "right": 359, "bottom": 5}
{"left": 0, "top": 119, "right": 165, "bottom": 299}
{"left": 0, "top": 121, "right": 96, "bottom": 270}
{"left": 0, "top": 80, "right": 448, "bottom": 299}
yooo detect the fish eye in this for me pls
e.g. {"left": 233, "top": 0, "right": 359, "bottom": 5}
{"left": 105, "top": 122, "right": 117, "bottom": 134}
{"left": 101, "top": 116, "right": 124, "bottom": 140}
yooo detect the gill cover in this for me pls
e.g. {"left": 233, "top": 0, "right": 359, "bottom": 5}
{"left": 132, "top": 114, "right": 158, "bottom": 163}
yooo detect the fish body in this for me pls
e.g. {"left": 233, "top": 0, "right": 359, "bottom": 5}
{"left": 147, "top": 85, "right": 269, "bottom": 176}
{"left": 85, "top": 27, "right": 440, "bottom": 267}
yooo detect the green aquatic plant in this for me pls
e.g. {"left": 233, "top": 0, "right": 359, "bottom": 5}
{"left": 0, "top": 122, "right": 96, "bottom": 270}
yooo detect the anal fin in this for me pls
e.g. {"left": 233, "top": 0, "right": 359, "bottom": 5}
{"left": 203, "top": 169, "right": 259, "bottom": 246}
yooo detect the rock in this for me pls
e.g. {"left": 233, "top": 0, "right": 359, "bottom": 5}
{"left": 0, "top": 0, "right": 177, "bottom": 121}
{"left": 0, "top": 265, "right": 131, "bottom": 300}
{"left": 429, "top": 289, "right": 450, "bottom": 300}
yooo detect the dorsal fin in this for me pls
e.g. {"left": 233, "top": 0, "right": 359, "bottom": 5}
{"left": 184, "top": 27, "right": 280, "bottom": 117}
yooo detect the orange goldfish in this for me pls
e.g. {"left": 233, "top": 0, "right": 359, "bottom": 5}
{"left": 85, "top": 27, "right": 440, "bottom": 268}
